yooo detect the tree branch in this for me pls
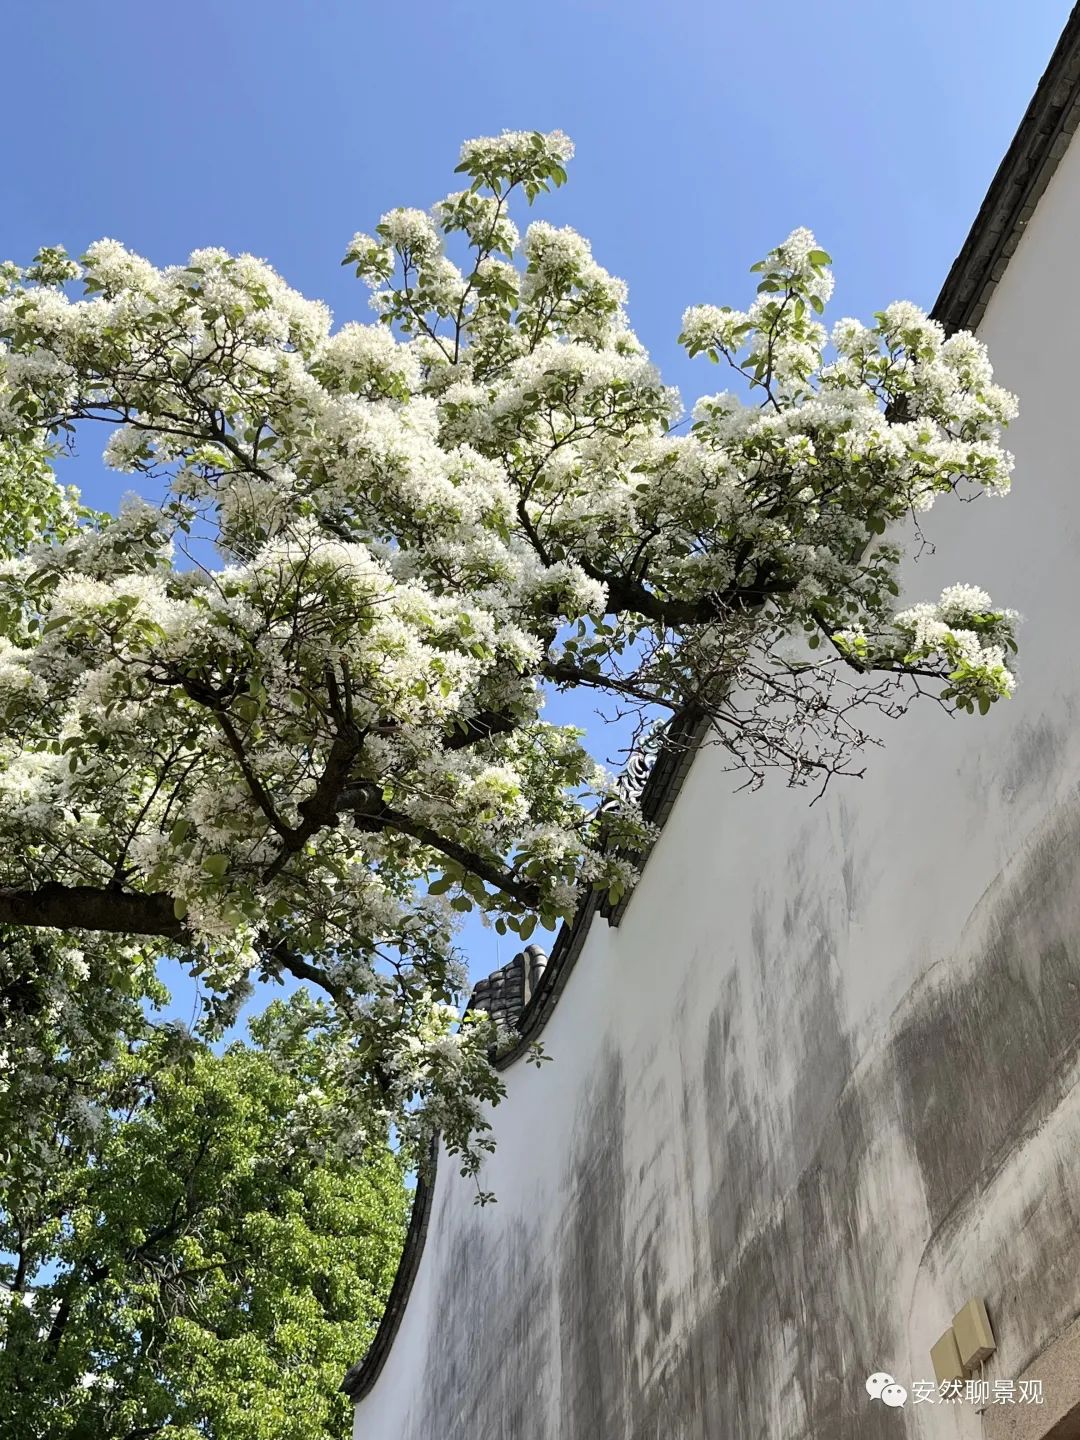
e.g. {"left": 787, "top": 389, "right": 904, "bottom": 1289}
{"left": 336, "top": 785, "right": 541, "bottom": 908}
{"left": 0, "top": 884, "right": 181, "bottom": 936}
{"left": 260, "top": 942, "right": 349, "bottom": 1008}
{"left": 541, "top": 658, "right": 680, "bottom": 709}
{"left": 588, "top": 566, "right": 787, "bottom": 626}
{"left": 443, "top": 709, "right": 519, "bottom": 750}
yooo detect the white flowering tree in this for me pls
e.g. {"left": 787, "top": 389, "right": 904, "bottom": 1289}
{"left": 0, "top": 130, "right": 1018, "bottom": 1172}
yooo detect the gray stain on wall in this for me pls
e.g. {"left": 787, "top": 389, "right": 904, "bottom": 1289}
{"left": 409, "top": 1203, "right": 553, "bottom": 1439}
{"left": 379, "top": 794, "right": 1080, "bottom": 1439}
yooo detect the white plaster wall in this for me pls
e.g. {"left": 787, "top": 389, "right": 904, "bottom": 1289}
{"left": 355, "top": 129, "right": 1080, "bottom": 1440}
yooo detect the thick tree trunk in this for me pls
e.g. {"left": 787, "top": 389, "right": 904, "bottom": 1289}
{"left": 0, "top": 884, "right": 181, "bottom": 936}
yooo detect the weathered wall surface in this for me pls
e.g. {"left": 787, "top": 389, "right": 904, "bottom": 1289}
{"left": 353, "top": 118, "right": 1080, "bottom": 1440}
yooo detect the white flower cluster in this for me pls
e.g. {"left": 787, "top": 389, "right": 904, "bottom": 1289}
{"left": 680, "top": 304, "right": 745, "bottom": 354}
{"left": 314, "top": 322, "right": 420, "bottom": 398}
{"left": 433, "top": 191, "right": 521, "bottom": 256}
{"left": 458, "top": 128, "right": 574, "bottom": 178}
{"left": 894, "top": 586, "right": 1018, "bottom": 698}
{"left": 377, "top": 207, "right": 441, "bottom": 262}
{"left": 83, "top": 237, "right": 161, "bottom": 295}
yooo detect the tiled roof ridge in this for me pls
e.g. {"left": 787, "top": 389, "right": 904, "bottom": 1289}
{"left": 469, "top": 942, "right": 550, "bottom": 1035}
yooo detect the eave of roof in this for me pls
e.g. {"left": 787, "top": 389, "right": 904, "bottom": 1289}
{"left": 932, "top": 2, "right": 1080, "bottom": 334}
{"left": 344, "top": 7, "right": 1080, "bottom": 1402}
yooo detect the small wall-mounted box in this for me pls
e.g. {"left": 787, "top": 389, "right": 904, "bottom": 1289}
{"left": 952, "top": 1298, "right": 996, "bottom": 1370}
{"left": 931, "top": 1328, "right": 966, "bottom": 1385}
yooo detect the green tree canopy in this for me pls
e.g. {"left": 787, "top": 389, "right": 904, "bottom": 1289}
{"left": 0, "top": 966, "right": 407, "bottom": 1440}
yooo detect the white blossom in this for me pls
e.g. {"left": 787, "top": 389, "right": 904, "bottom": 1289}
{"left": 0, "top": 128, "right": 1022, "bottom": 1177}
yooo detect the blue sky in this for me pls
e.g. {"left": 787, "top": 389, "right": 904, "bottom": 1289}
{"left": 5, "top": 0, "right": 1071, "bottom": 1012}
